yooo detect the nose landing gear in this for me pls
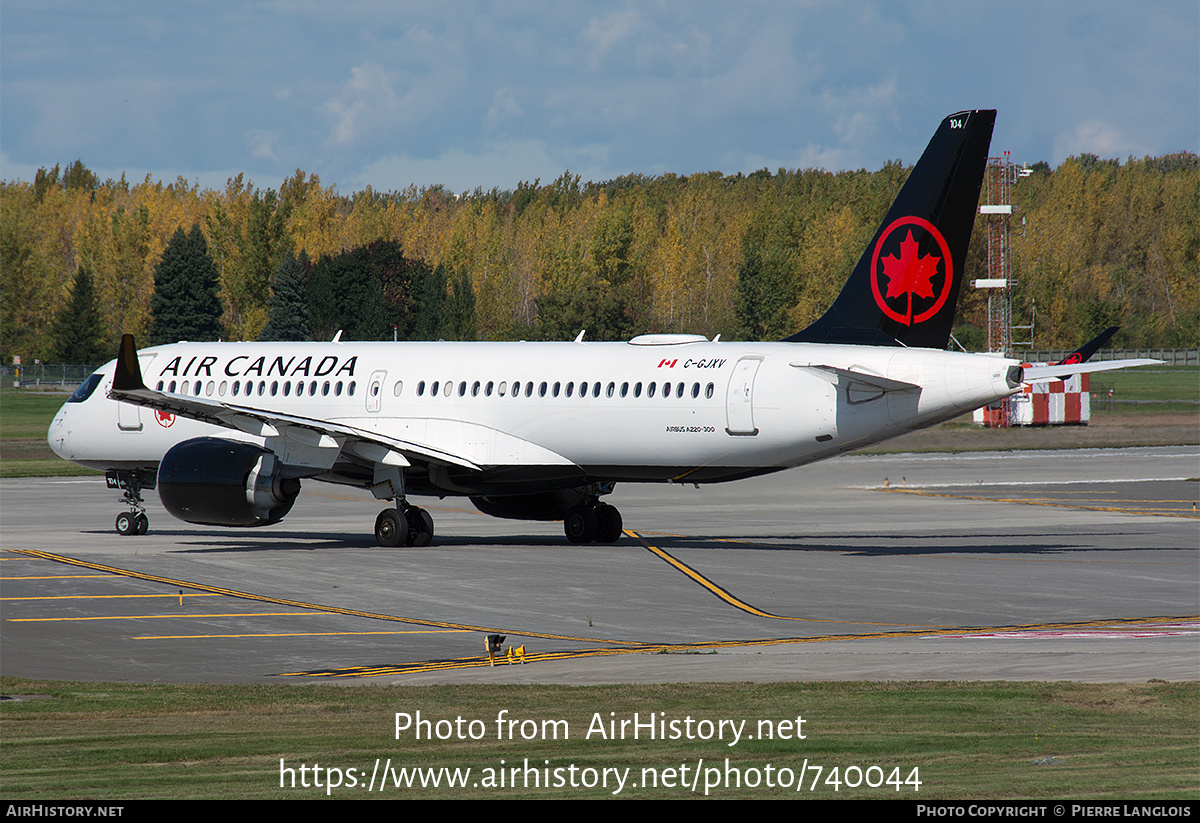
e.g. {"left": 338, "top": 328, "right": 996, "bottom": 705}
{"left": 106, "top": 469, "right": 153, "bottom": 536}
{"left": 115, "top": 511, "right": 149, "bottom": 536}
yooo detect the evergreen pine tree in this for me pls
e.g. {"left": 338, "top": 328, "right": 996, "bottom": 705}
{"left": 445, "top": 271, "right": 477, "bottom": 340}
{"left": 149, "top": 225, "right": 223, "bottom": 345}
{"left": 409, "top": 264, "right": 448, "bottom": 340}
{"left": 51, "top": 264, "right": 108, "bottom": 363}
{"left": 260, "top": 248, "right": 311, "bottom": 341}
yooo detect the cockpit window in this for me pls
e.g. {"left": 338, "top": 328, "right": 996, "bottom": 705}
{"left": 67, "top": 373, "right": 104, "bottom": 403}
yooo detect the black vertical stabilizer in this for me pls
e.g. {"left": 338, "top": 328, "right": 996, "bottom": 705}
{"left": 785, "top": 109, "right": 995, "bottom": 348}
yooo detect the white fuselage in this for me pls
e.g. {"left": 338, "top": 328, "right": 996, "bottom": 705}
{"left": 48, "top": 337, "right": 1019, "bottom": 497}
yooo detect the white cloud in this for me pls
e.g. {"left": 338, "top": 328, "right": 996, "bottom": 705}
{"left": 582, "top": 10, "right": 641, "bottom": 67}
{"left": 247, "top": 130, "right": 279, "bottom": 161}
{"left": 350, "top": 139, "right": 590, "bottom": 193}
{"left": 486, "top": 89, "right": 524, "bottom": 131}
{"left": 2, "top": 3, "right": 1194, "bottom": 191}
{"left": 1053, "top": 119, "right": 1144, "bottom": 161}
{"left": 324, "top": 64, "right": 397, "bottom": 146}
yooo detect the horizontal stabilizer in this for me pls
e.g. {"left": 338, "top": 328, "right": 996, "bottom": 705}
{"left": 1021, "top": 359, "right": 1159, "bottom": 383}
{"left": 792, "top": 364, "right": 920, "bottom": 392}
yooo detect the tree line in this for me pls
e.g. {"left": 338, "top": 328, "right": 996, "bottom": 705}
{"left": 2, "top": 153, "right": 1196, "bottom": 364}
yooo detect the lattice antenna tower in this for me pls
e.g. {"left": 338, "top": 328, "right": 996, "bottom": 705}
{"left": 975, "top": 151, "right": 1017, "bottom": 355}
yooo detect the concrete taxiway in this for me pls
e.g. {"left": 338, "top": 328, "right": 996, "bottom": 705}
{"left": 1, "top": 446, "right": 1196, "bottom": 684}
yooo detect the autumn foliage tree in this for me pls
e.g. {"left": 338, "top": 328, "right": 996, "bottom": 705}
{"left": 3, "top": 153, "right": 1196, "bottom": 361}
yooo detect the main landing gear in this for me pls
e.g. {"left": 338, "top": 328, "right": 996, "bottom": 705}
{"left": 374, "top": 503, "right": 435, "bottom": 547}
{"left": 369, "top": 464, "right": 435, "bottom": 547}
{"left": 564, "top": 500, "right": 623, "bottom": 544}
{"left": 106, "top": 469, "right": 152, "bottom": 536}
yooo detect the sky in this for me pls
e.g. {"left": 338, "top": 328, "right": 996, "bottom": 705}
{"left": 2, "top": 1, "right": 1197, "bottom": 195}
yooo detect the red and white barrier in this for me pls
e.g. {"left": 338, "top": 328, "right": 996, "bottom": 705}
{"left": 974, "top": 367, "right": 1090, "bottom": 426}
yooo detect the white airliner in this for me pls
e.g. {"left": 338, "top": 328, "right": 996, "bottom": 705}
{"left": 46, "top": 110, "right": 1154, "bottom": 546}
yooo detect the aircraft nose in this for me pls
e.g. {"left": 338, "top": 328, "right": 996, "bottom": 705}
{"left": 47, "top": 407, "right": 70, "bottom": 459}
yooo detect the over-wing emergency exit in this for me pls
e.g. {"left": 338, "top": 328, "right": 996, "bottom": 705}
{"left": 47, "top": 110, "right": 1155, "bottom": 545}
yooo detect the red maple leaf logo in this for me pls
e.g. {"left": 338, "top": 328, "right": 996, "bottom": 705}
{"left": 881, "top": 230, "right": 941, "bottom": 301}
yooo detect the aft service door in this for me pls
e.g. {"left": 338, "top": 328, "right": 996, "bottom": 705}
{"left": 725, "top": 357, "right": 762, "bottom": 436}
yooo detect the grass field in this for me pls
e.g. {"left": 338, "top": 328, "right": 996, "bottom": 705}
{"left": 1090, "top": 366, "right": 1200, "bottom": 414}
{"left": 1, "top": 678, "right": 1195, "bottom": 800}
{"left": 0, "top": 388, "right": 99, "bottom": 477}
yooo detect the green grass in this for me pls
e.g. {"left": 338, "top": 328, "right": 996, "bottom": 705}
{"left": 0, "top": 387, "right": 101, "bottom": 476}
{"left": 0, "top": 387, "right": 72, "bottom": 440}
{"left": 1091, "top": 366, "right": 1200, "bottom": 414}
{"left": 1, "top": 679, "right": 1195, "bottom": 800}
{"left": 0, "top": 459, "right": 99, "bottom": 478}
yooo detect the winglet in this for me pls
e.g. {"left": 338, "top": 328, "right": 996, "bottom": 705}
{"left": 1054, "top": 326, "right": 1118, "bottom": 367}
{"left": 112, "top": 334, "right": 147, "bottom": 392}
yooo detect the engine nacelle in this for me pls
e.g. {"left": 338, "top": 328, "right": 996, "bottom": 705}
{"left": 158, "top": 437, "right": 301, "bottom": 527}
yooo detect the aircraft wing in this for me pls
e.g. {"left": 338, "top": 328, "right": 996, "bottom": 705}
{"left": 1020, "top": 359, "right": 1159, "bottom": 383}
{"left": 109, "top": 335, "right": 482, "bottom": 471}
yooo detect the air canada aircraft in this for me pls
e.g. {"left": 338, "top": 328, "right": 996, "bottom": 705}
{"left": 47, "top": 110, "right": 1155, "bottom": 546}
